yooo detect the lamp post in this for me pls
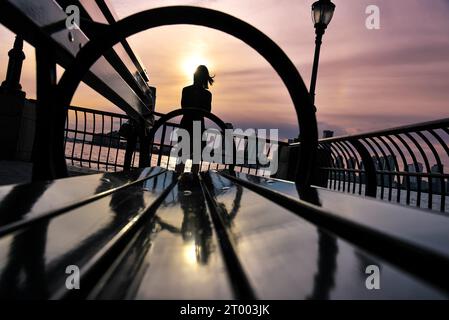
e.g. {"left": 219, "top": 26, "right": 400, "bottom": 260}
{"left": 310, "top": 0, "right": 335, "bottom": 105}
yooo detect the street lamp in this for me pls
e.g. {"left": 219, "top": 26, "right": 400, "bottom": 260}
{"left": 310, "top": 0, "right": 335, "bottom": 105}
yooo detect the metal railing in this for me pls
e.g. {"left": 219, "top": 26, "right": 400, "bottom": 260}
{"left": 64, "top": 105, "right": 280, "bottom": 176}
{"left": 314, "top": 118, "right": 449, "bottom": 213}
{"left": 65, "top": 106, "right": 449, "bottom": 212}
{"left": 65, "top": 106, "right": 132, "bottom": 171}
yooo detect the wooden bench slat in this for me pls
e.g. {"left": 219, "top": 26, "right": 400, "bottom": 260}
{"left": 0, "top": 167, "right": 166, "bottom": 236}
{"left": 230, "top": 171, "right": 449, "bottom": 261}
{"left": 206, "top": 170, "right": 448, "bottom": 299}
{"left": 91, "top": 173, "right": 234, "bottom": 299}
{"left": 55, "top": 0, "right": 151, "bottom": 103}
{"left": 0, "top": 169, "right": 176, "bottom": 299}
{"left": 85, "top": 0, "right": 150, "bottom": 82}
{"left": 0, "top": 0, "right": 151, "bottom": 120}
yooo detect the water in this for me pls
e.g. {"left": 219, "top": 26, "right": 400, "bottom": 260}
{"left": 65, "top": 141, "right": 172, "bottom": 171}
{"left": 64, "top": 141, "right": 271, "bottom": 176}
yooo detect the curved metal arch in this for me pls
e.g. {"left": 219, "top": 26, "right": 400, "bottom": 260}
{"left": 327, "top": 143, "right": 345, "bottom": 191}
{"left": 333, "top": 141, "right": 352, "bottom": 192}
{"left": 396, "top": 134, "right": 422, "bottom": 207}
{"left": 416, "top": 131, "right": 441, "bottom": 210}
{"left": 428, "top": 130, "right": 448, "bottom": 211}
{"left": 361, "top": 138, "right": 385, "bottom": 198}
{"left": 429, "top": 130, "right": 449, "bottom": 158}
{"left": 337, "top": 141, "right": 360, "bottom": 194}
{"left": 348, "top": 139, "right": 377, "bottom": 197}
{"left": 56, "top": 6, "right": 318, "bottom": 191}
{"left": 384, "top": 135, "right": 410, "bottom": 204}
{"left": 319, "top": 142, "right": 339, "bottom": 190}
{"left": 405, "top": 132, "right": 432, "bottom": 208}
{"left": 367, "top": 137, "right": 393, "bottom": 201}
{"left": 376, "top": 136, "right": 402, "bottom": 202}
{"left": 340, "top": 141, "right": 363, "bottom": 194}
{"left": 149, "top": 108, "right": 228, "bottom": 140}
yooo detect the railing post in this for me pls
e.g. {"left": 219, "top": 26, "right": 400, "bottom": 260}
{"left": 349, "top": 140, "right": 377, "bottom": 197}
{"left": 32, "top": 47, "right": 67, "bottom": 180}
{"left": 123, "top": 136, "right": 136, "bottom": 171}
{"left": 124, "top": 121, "right": 137, "bottom": 171}
{"left": 139, "top": 126, "right": 151, "bottom": 168}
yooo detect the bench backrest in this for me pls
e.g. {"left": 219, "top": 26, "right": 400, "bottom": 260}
{"left": 0, "top": 0, "right": 153, "bottom": 122}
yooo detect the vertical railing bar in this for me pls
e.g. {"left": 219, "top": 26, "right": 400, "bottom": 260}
{"left": 416, "top": 131, "right": 443, "bottom": 211}
{"left": 220, "top": 130, "right": 227, "bottom": 172}
{"left": 64, "top": 110, "right": 69, "bottom": 151}
{"left": 98, "top": 114, "right": 105, "bottom": 171}
{"left": 428, "top": 129, "right": 449, "bottom": 212}
{"left": 335, "top": 141, "right": 362, "bottom": 194}
{"left": 114, "top": 116, "right": 122, "bottom": 172}
{"left": 255, "top": 133, "right": 259, "bottom": 176}
{"left": 362, "top": 138, "right": 384, "bottom": 200}
{"left": 207, "top": 133, "right": 213, "bottom": 171}
{"left": 333, "top": 142, "right": 351, "bottom": 193}
{"left": 322, "top": 143, "right": 338, "bottom": 191}
{"left": 131, "top": 147, "right": 136, "bottom": 168}
{"left": 347, "top": 139, "right": 377, "bottom": 197}
{"left": 87, "top": 112, "right": 95, "bottom": 169}
{"left": 338, "top": 141, "right": 360, "bottom": 195}
{"left": 71, "top": 110, "right": 78, "bottom": 167}
{"left": 385, "top": 135, "right": 410, "bottom": 204}
{"left": 321, "top": 143, "right": 336, "bottom": 190}
{"left": 377, "top": 136, "right": 402, "bottom": 204}
{"left": 396, "top": 134, "right": 422, "bottom": 208}
{"left": 105, "top": 116, "right": 113, "bottom": 171}
{"left": 167, "top": 126, "right": 175, "bottom": 170}
{"left": 244, "top": 136, "right": 250, "bottom": 174}
{"left": 329, "top": 144, "right": 345, "bottom": 192}
{"left": 368, "top": 137, "right": 393, "bottom": 202}
{"left": 323, "top": 144, "right": 344, "bottom": 193}
{"left": 340, "top": 142, "right": 355, "bottom": 193}
{"left": 265, "top": 141, "right": 273, "bottom": 178}
{"left": 235, "top": 136, "right": 245, "bottom": 173}
{"left": 79, "top": 111, "right": 87, "bottom": 168}
{"left": 405, "top": 132, "right": 432, "bottom": 210}
{"left": 200, "top": 129, "right": 205, "bottom": 171}
{"left": 157, "top": 124, "right": 167, "bottom": 167}
{"left": 148, "top": 124, "right": 157, "bottom": 167}
{"left": 348, "top": 142, "right": 362, "bottom": 194}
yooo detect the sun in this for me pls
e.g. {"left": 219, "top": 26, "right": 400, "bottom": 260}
{"left": 181, "top": 55, "right": 211, "bottom": 79}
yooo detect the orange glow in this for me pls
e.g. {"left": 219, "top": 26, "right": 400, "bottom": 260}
{"left": 181, "top": 54, "right": 212, "bottom": 80}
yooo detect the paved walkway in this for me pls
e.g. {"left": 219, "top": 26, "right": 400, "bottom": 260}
{"left": 0, "top": 161, "right": 99, "bottom": 186}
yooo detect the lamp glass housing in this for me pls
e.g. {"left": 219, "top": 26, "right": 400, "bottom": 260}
{"left": 312, "top": 1, "right": 336, "bottom": 27}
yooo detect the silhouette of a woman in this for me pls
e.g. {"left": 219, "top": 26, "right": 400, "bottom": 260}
{"left": 177, "top": 65, "right": 214, "bottom": 173}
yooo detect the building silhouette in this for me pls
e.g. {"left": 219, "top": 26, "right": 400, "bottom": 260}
{"left": 431, "top": 164, "right": 444, "bottom": 194}
{"left": 406, "top": 163, "right": 424, "bottom": 191}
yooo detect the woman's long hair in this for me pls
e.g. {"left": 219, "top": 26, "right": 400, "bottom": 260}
{"left": 194, "top": 65, "right": 214, "bottom": 89}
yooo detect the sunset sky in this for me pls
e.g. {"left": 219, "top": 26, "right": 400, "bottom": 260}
{"left": 1, "top": 0, "right": 449, "bottom": 140}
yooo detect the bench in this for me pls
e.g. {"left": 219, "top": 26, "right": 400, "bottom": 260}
{"left": 1, "top": 2, "right": 447, "bottom": 300}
